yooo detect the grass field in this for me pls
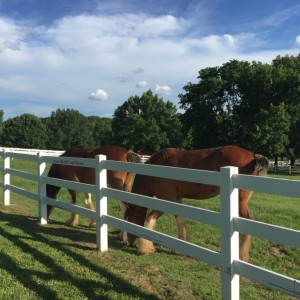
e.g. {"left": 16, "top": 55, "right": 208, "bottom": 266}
{"left": 0, "top": 158, "right": 299, "bottom": 299}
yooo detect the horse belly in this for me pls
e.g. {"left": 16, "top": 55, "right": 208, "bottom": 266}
{"left": 178, "top": 181, "right": 220, "bottom": 200}
{"left": 76, "top": 167, "right": 95, "bottom": 184}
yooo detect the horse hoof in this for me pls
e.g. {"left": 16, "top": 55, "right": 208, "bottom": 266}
{"left": 65, "top": 219, "right": 77, "bottom": 227}
{"left": 137, "top": 247, "right": 156, "bottom": 255}
{"left": 137, "top": 240, "right": 156, "bottom": 255}
{"left": 89, "top": 220, "right": 96, "bottom": 228}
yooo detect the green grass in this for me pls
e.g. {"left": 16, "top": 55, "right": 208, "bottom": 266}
{"left": 0, "top": 158, "right": 299, "bottom": 299}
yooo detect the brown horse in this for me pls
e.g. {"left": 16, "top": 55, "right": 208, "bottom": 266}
{"left": 46, "top": 145, "right": 141, "bottom": 227}
{"left": 124, "top": 145, "right": 269, "bottom": 261}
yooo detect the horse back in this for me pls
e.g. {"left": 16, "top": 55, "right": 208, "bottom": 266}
{"left": 152, "top": 146, "right": 268, "bottom": 175}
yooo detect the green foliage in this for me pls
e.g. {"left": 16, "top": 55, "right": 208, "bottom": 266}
{"left": 43, "top": 109, "right": 95, "bottom": 149}
{"left": 112, "top": 90, "right": 183, "bottom": 151}
{"left": 249, "top": 103, "right": 290, "bottom": 156}
{"left": 179, "top": 54, "right": 300, "bottom": 159}
{"left": 0, "top": 110, "right": 3, "bottom": 144}
{"left": 2, "top": 114, "right": 47, "bottom": 148}
{"left": 87, "top": 116, "right": 113, "bottom": 146}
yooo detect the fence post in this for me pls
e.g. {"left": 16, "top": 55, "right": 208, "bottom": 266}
{"left": 37, "top": 153, "right": 47, "bottom": 224}
{"left": 95, "top": 154, "right": 108, "bottom": 251}
{"left": 3, "top": 150, "right": 10, "bottom": 205}
{"left": 220, "top": 166, "right": 240, "bottom": 300}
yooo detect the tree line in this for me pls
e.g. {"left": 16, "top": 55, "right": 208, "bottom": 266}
{"left": 0, "top": 54, "right": 299, "bottom": 163}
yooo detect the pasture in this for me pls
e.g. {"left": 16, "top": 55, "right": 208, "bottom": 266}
{"left": 0, "top": 158, "right": 299, "bottom": 299}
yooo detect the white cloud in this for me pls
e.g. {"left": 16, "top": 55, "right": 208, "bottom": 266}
{"left": 296, "top": 36, "right": 300, "bottom": 47}
{"left": 0, "top": 7, "right": 299, "bottom": 120}
{"left": 154, "top": 84, "right": 172, "bottom": 95}
{"left": 136, "top": 80, "right": 148, "bottom": 88}
{"left": 89, "top": 89, "right": 108, "bottom": 101}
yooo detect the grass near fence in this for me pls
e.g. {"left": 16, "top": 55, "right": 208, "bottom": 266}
{"left": 0, "top": 158, "right": 299, "bottom": 299}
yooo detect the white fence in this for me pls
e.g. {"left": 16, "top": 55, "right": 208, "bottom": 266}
{"left": 0, "top": 147, "right": 64, "bottom": 156}
{"left": 0, "top": 149, "right": 299, "bottom": 299}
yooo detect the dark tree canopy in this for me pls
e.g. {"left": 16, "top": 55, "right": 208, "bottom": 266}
{"left": 86, "top": 116, "right": 113, "bottom": 146}
{"left": 112, "top": 90, "right": 183, "bottom": 151}
{"left": 179, "top": 55, "right": 300, "bottom": 159}
{"left": 43, "top": 109, "right": 94, "bottom": 150}
{"left": 2, "top": 114, "right": 47, "bottom": 148}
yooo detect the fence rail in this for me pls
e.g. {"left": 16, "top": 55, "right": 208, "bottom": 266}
{"left": 0, "top": 149, "right": 300, "bottom": 299}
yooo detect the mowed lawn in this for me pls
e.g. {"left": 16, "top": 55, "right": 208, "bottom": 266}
{"left": 0, "top": 158, "right": 299, "bottom": 299}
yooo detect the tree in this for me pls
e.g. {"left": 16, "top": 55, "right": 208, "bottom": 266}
{"left": 248, "top": 103, "right": 290, "bottom": 161}
{"left": 43, "top": 109, "right": 94, "bottom": 150}
{"left": 112, "top": 90, "right": 183, "bottom": 151}
{"left": 86, "top": 116, "right": 113, "bottom": 146}
{"left": 179, "top": 60, "right": 252, "bottom": 148}
{"left": 179, "top": 56, "right": 299, "bottom": 154}
{"left": 0, "top": 110, "right": 3, "bottom": 144}
{"left": 2, "top": 114, "right": 47, "bottom": 148}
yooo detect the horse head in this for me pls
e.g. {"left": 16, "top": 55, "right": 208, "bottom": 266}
{"left": 124, "top": 203, "right": 148, "bottom": 246}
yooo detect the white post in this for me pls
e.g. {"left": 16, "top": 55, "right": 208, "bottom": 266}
{"left": 3, "top": 150, "right": 10, "bottom": 205}
{"left": 95, "top": 154, "right": 108, "bottom": 251}
{"left": 220, "top": 166, "right": 240, "bottom": 300}
{"left": 37, "top": 153, "right": 47, "bottom": 224}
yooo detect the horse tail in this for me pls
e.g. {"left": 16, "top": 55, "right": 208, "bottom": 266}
{"left": 126, "top": 150, "right": 141, "bottom": 163}
{"left": 46, "top": 163, "right": 62, "bottom": 198}
{"left": 46, "top": 162, "right": 64, "bottom": 219}
{"left": 252, "top": 155, "right": 269, "bottom": 176}
{"left": 131, "top": 173, "right": 145, "bottom": 195}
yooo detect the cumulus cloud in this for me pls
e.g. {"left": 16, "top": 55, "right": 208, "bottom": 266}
{"left": 89, "top": 89, "right": 108, "bottom": 101}
{"left": 0, "top": 6, "right": 298, "bottom": 120}
{"left": 154, "top": 84, "right": 172, "bottom": 95}
{"left": 136, "top": 80, "right": 148, "bottom": 88}
{"left": 296, "top": 35, "right": 300, "bottom": 47}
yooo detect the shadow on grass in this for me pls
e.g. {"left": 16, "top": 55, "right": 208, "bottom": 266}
{"left": 0, "top": 211, "right": 159, "bottom": 299}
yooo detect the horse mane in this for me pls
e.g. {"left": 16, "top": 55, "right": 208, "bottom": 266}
{"left": 126, "top": 150, "right": 141, "bottom": 163}
{"left": 145, "top": 148, "right": 172, "bottom": 165}
{"left": 60, "top": 146, "right": 83, "bottom": 157}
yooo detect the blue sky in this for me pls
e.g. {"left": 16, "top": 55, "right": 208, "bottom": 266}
{"left": 0, "top": 0, "right": 299, "bottom": 120}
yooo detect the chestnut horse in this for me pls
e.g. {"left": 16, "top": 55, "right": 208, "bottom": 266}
{"left": 46, "top": 145, "right": 141, "bottom": 227}
{"left": 124, "top": 145, "right": 269, "bottom": 262}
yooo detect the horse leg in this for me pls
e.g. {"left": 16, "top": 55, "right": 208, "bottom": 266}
{"left": 111, "top": 176, "right": 129, "bottom": 240}
{"left": 118, "top": 201, "right": 127, "bottom": 241}
{"left": 176, "top": 216, "right": 188, "bottom": 240}
{"left": 239, "top": 189, "right": 253, "bottom": 262}
{"left": 137, "top": 210, "right": 164, "bottom": 255}
{"left": 66, "top": 189, "right": 79, "bottom": 227}
{"left": 46, "top": 184, "right": 61, "bottom": 221}
{"left": 85, "top": 193, "right": 97, "bottom": 227}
